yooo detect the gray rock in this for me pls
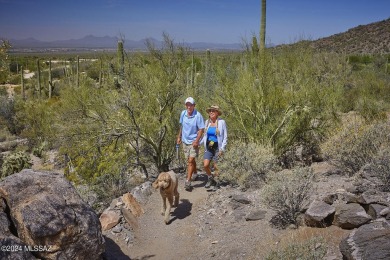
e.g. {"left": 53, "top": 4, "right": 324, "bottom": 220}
{"left": 231, "top": 194, "right": 251, "bottom": 204}
{"left": 340, "top": 219, "right": 390, "bottom": 260}
{"left": 333, "top": 203, "right": 372, "bottom": 229}
{"left": 304, "top": 200, "right": 335, "bottom": 227}
{"left": 367, "top": 204, "right": 387, "bottom": 219}
{"left": 245, "top": 209, "right": 267, "bottom": 221}
{"left": 357, "top": 190, "right": 389, "bottom": 206}
{"left": 0, "top": 169, "right": 105, "bottom": 260}
{"left": 0, "top": 236, "right": 37, "bottom": 260}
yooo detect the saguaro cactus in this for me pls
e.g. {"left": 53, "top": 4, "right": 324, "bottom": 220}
{"left": 117, "top": 40, "right": 124, "bottom": 81}
{"left": 259, "top": 0, "right": 267, "bottom": 79}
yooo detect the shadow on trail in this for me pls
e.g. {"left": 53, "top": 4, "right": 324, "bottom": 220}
{"left": 168, "top": 199, "right": 192, "bottom": 224}
{"left": 103, "top": 236, "right": 132, "bottom": 260}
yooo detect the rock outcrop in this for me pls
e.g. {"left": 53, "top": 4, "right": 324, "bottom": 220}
{"left": 339, "top": 219, "right": 390, "bottom": 260}
{"left": 0, "top": 169, "right": 105, "bottom": 260}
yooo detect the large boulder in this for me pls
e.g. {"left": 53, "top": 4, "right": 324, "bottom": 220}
{"left": 340, "top": 219, "right": 390, "bottom": 260}
{"left": 304, "top": 200, "right": 335, "bottom": 227}
{"left": 333, "top": 203, "right": 372, "bottom": 229}
{"left": 0, "top": 169, "right": 105, "bottom": 259}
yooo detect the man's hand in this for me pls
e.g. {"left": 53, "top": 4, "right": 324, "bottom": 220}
{"left": 192, "top": 140, "right": 199, "bottom": 147}
{"left": 176, "top": 137, "right": 182, "bottom": 145}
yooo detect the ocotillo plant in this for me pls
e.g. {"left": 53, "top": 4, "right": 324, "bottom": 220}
{"left": 48, "top": 59, "right": 52, "bottom": 99}
{"left": 21, "top": 65, "right": 25, "bottom": 99}
{"left": 117, "top": 40, "right": 124, "bottom": 82}
{"left": 99, "top": 58, "right": 103, "bottom": 88}
{"left": 36, "top": 59, "right": 41, "bottom": 98}
{"left": 76, "top": 56, "right": 80, "bottom": 88}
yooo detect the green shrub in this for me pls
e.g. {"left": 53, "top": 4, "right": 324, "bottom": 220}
{"left": 8, "top": 74, "right": 20, "bottom": 85}
{"left": 32, "top": 141, "right": 48, "bottom": 158}
{"left": 91, "top": 171, "right": 141, "bottom": 212}
{"left": 218, "top": 141, "right": 280, "bottom": 189}
{"left": 1, "top": 151, "right": 32, "bottom": 178}
{"left": 0, "top": 96, "right": 22, "bottom": 134}
{"left": 321, "top": 114, "right": 390, "bottom": 176}
{"left": 0, "top": 86, "right": 7, "bottom": 96}
{"left": 261, "top": 167, "right": 314, "bottom": 228}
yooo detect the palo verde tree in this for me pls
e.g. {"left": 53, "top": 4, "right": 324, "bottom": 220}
{"left": 117, "top": 32, "right": 189, "bottom": 174}
{"left": 0, "top": 40, "right": 11, "bottom": 83}
{"left": 54, "top": 33, "right": 190, "bottom": 181}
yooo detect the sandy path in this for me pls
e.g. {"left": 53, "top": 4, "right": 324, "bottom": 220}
{"left": 114, "top": 174, "right": 209, "bottom": 260}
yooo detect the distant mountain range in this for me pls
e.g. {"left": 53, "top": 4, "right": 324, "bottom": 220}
{"left": 7, "top": 35, "right": 242, "bottom": 51}
{"left": 5, "top": 18, "right": 390, "bottom": 54}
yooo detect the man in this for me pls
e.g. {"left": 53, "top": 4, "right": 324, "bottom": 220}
{"left": 176, "top": 97, "right": 205, "bottom": 191}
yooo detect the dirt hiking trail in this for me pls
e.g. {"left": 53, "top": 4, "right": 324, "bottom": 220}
{"left": 104, "top": 167, "right": 349, "bottom": 260}
{"left": 104, "top": 173, "right": 284, "bottom": 260}
{"left": 129, "top": 174, "right": 210, "bottom": 260}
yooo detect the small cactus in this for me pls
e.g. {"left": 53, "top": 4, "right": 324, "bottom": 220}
{"left": 1, "top": 151, "right": 32, "bottom": 178}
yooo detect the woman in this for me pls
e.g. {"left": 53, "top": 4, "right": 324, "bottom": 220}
{"left": 202, "top": 105, "right": 227, "bottom": 190}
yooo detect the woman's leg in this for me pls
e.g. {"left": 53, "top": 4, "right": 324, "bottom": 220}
{"left": 204, "top": 159, "right": 212, "bottom": 176}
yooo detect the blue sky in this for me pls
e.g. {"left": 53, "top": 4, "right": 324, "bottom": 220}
{"left": 0, "top": 0, "right": 389, "bottom": 45}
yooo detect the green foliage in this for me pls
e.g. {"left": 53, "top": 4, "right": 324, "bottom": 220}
{"left": 91, "top": 171, "right": 140, "bottom": 212}
{"left": 1, "top": 151, "right": 32, "bottom": 178}
{"left": 321, "top": 114, "right": 390, "bottom": 176}
{"left": 16, "top": 98, "right": 57, "bottom": 147}
{"left": 218, "top": 141, "right": 280, "bottom": 189}
{"left": 0, "top": 87, "right": 7, "bottom": 96}
{"left": 32, "top": 141, "right": 48, "bottom": 158}
{"left": 262, "top": 167, "right": 314, "bottom": 228}
{"left": 265, "top": 236, "right": 327, "bottom": 260}
{"left": 5, "top": 34, "right": 390, "bottom": 189}
{"left": 348, "top": 54, "right": 373, "bottom": 65}
{"left": 0, "top": 96, "right": 22, "bottom": 134}
{"left": 0, "top": 40, "right": 11, "bottom": 84}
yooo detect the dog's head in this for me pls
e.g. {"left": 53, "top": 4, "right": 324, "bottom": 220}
{"left": 152, "top": 172, "right": 172, "bottom": 189}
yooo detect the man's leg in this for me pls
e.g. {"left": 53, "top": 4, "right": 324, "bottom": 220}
{"left": 187, "top": 157, "right": 196, "bottom": 181}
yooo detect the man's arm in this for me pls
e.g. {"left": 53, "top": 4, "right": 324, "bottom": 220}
{"left": 192, "top": 128, "right": 204, "bottom": 147}
{"left": 176, "top": 126, "right": 182, "bottom": 144}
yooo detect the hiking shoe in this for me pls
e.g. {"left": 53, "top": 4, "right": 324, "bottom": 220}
{"left": 212, "top": 181, "right": 220, "bottom": 191}
{"left": 184, "top": 180, "right": 192, "bottom": 191}
{"left": 205, "top": 176, "right": 216, "bottom": 189}
{"left": 191, "top": 173, "right": 198, "bottom": 181}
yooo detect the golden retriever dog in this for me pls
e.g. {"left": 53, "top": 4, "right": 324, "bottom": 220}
{"left": 152, "top": 170, "right": 180, "bottom": 224}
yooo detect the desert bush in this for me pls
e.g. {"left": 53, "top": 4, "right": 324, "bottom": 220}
{"left": 1, "top": 151, "right": 32, "bottom": 178}
{"left": 264, "top": 236, "right": 326, "bottom": 260}
{"left": 0, "top": 86, "right": 7, "bottom": 96}
{"left": 261, "top": 167, "right": 315, "bottom": 228}
{"left": 218, "top": 141, "right": 280, "bottom": 189}
{"left": 7, "top": 74, "right": 20, "bottom": 85}
{"left": 90, "top": 171, "right": 141, "bottom": 213}
{"left": 32, "top": 141, "right": 48, "bottom": 158}
{"left": 367, "top": 148, "right": 390, "bottom": 192}
{"left": 0, "top": 96, "right": 22, "bottom": 134}
{"left": 321, "top": 113, "right": 390, "bottom": 176}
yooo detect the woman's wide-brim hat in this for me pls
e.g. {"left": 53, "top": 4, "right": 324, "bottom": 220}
{"left": 206, "top": 105, "right": 222, "bottom": 115}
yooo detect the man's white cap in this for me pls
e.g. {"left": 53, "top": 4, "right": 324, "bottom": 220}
{"left": 185, "top": 97, "right": 195, "bottom": 105}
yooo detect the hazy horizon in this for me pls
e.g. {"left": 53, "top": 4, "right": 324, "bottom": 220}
{"left": 1, "top": 0, "right": 389, "bottom": 45}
